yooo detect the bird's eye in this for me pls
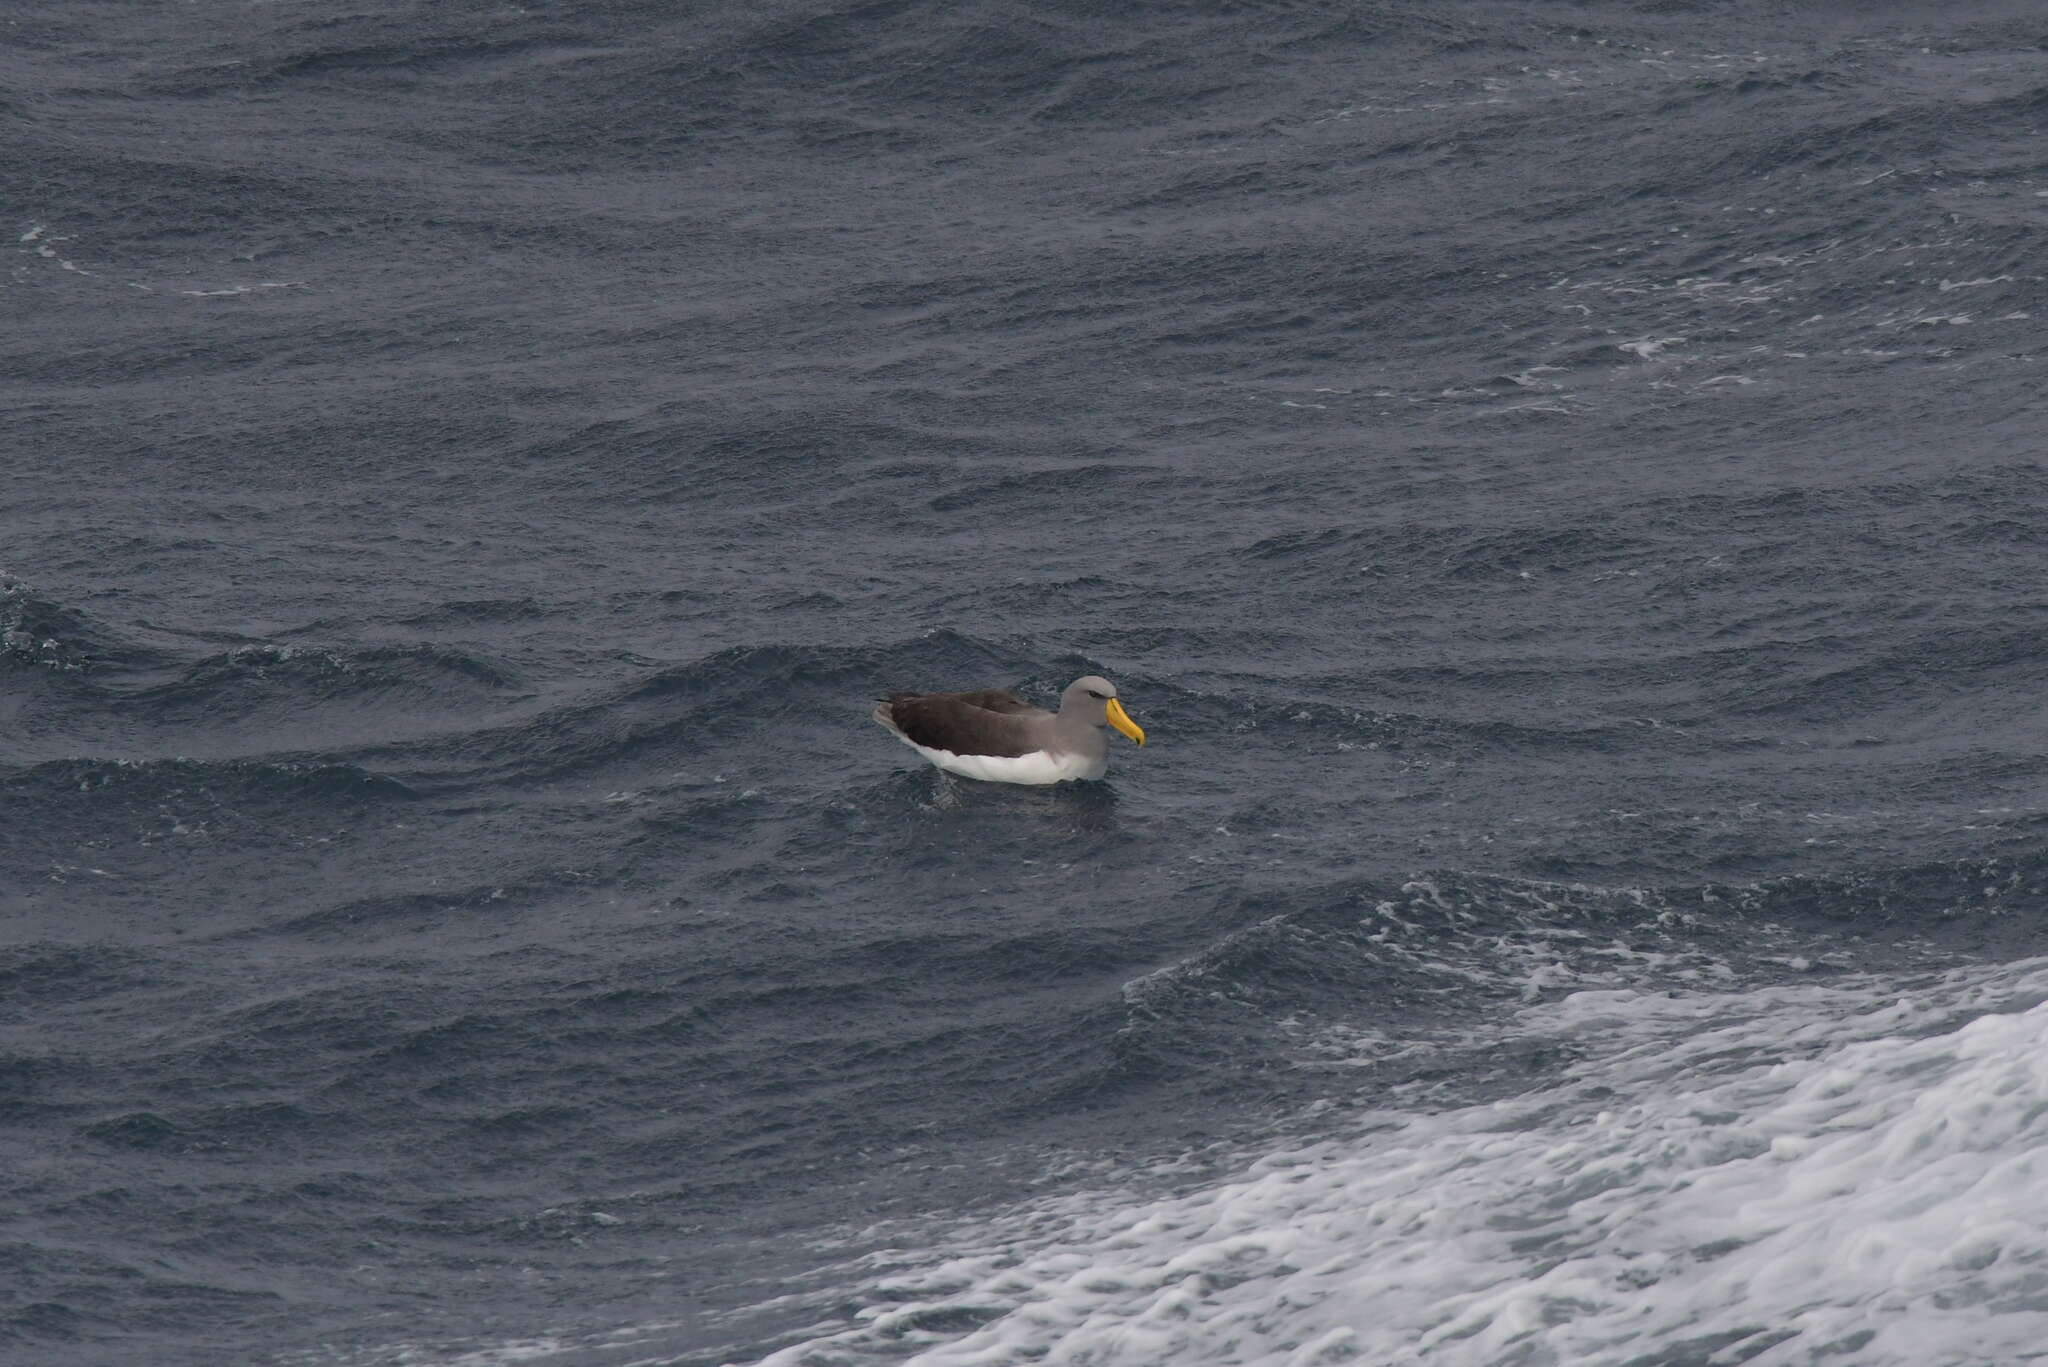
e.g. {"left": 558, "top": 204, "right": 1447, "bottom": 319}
{"left": 1087, "top": 690, "right": 1106, "bottom": 699}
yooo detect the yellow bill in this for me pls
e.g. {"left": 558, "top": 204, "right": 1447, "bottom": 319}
{"left": 1106, "top": 697, "right": 1146, "bottom": 746}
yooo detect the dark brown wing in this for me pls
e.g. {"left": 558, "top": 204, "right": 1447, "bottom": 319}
{"left": 944, "top": 689, "right": 1040, "bottom": 716}
{"left": 878, "top": 689, "right": 1047, "bottom": 757}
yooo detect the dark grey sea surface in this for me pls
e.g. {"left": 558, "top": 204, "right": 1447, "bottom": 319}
{"left": 9, "top": 2, "right": 2048, "bottom": 1363}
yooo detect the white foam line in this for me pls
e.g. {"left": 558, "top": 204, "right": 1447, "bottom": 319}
{"left": 179, "top": 281, "right": 306, "bottom": 297}
{"left": 1616, "top": 335, "right": 1687, "bottom": 359}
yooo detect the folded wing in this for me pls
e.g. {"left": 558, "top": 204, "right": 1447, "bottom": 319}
{"left": 877, "top": 689, "right": 1048, "bottom": 758}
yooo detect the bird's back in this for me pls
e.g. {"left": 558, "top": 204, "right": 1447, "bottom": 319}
{"left": 873, "top": 688, "right": 1048, "bottom": 758}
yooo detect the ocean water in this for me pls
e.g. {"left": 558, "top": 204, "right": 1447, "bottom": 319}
{"left": 8, "top": 1, "right": 2048, "bottom": 1363}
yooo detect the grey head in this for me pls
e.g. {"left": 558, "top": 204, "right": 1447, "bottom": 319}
{"left": 1056, "top": 675, "right": 1146, "bottom": 746}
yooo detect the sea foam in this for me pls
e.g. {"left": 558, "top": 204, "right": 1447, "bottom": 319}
{"left": 754, "top": 957, "right": 2048, "bottom": 1366}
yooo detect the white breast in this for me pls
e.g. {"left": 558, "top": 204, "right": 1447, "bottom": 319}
{"left": 896, "top": 737, "right": 1107, "bottom": 784}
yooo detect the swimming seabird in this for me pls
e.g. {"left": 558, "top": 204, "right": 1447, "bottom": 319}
{"left": 873, "top": 674, "right": 1147, "bottom": 784}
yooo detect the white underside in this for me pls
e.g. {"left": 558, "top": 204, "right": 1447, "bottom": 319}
{"left": 895, "top": 736, "right": 1106, "bottom": 784}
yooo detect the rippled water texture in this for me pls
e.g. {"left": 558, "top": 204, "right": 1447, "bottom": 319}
{"left": 9, "top": 1, "right": 2048, "bottom": 1363}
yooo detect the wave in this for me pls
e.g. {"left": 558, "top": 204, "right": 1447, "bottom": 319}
{"left": 3, "top": 571, "right": 523, "bottom": 701}
{"left": 334, "top": 855, "right": 2048, "bottom": 1367}
{"left": 0, "top": 757, "right": 416, "bottom": 869}
{"left": 125, "top": 641, "right": 521, "bottom": 721}
{"left": 0, "top": 576, "right": 168, "bottom": 676}
{"left": 1100, "top": 855, "right": 2048, "bottom": 1106}
{"left": 0, "top": 942, "right": 157, "bottom": 1008}
{"left": 743, "top": 953, "right": 2048, "bottom": 1367}
{"left": 339, "top": 631, "right": 1048, "bottom": 791}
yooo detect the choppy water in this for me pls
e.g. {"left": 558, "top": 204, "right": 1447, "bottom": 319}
{"left": 9, "top": 2, "right": 2048, "bottom": 1364}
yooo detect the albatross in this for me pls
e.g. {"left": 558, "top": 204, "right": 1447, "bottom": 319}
{"left": 873, "top": 674, "right": 1147, "bottom": 784}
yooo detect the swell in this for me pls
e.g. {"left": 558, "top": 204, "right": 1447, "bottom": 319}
{"left": 0, "top": 756, "right": 417, "bottom": 900}
{"left": 124, "top": 643, "right": 522, "bottom": 720}
{"left": 333, "top": 631, "right": 1046, "bottom": 793}
{"left": 1095, "top": 851, "right": 2048, "bottom": 1113}
{"left": 1, "top": 578, "right": 537, "bottom": 764}
{"left": 0, "top": 577, "right": 169, "bottom": 677}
